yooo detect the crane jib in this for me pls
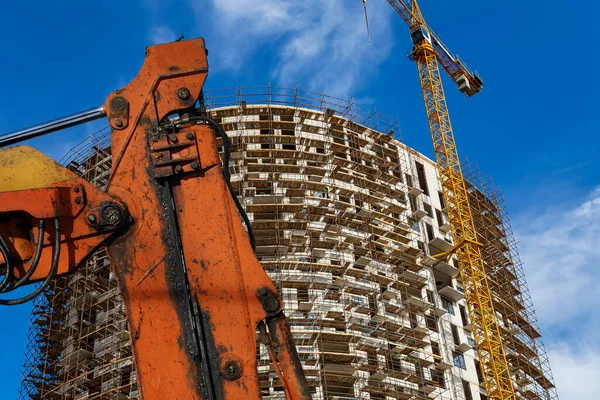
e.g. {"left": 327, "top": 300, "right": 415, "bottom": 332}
{"left": 385, "top": 0, "right": 515, "bottom": 398}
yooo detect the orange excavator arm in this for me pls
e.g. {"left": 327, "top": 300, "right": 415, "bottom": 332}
{"left": 0, "top": 38, "right": 310, "bottom": 400}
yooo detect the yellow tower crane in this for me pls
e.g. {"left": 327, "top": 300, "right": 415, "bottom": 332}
{"left": 382, "top": 1, "right": 516, "bottom": 399}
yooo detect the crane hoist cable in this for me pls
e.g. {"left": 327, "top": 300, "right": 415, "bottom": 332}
{"left": 362, "top": 0, "right": 371, "bottom": 42}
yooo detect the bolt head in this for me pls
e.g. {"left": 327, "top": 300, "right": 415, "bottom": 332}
{"left": 191, "top": 161, "right": 199, "bottom": 170}
{"left": 175, "top": 165, "right": 183, "bottom": 173}
{"left": 170, "top": 135, "right": 178, "bottom": 143}
{"left": 115, "top": 119, "right": 123, "bottom": 128}
{"left": 74, "top": 187, "right": 80, "bottom": 193}
{"left": 74, "top": 197, "right": 82, "bottom": 205}
{"left": 110, "top": 96, "right": 127, "bottom": 112}
{"left": 102, "top": 204, "right": 123, "bottom": 226}
{"left": 87, "top": 214, "right": 97, "bottom": 224}
{"left": 258, "top": 287, "right": 268, "bottom": 296}
{"left": 222, "top": 360, "right": 242, "bottom": 380}
{"left": 177, "top": 87, "right": 191, "bottom": 100}
{"left": 264, "top": 297, "right": 280, "bottom": 313}
{"left": 186, "top": 132, "right": 194, "bottom": 140}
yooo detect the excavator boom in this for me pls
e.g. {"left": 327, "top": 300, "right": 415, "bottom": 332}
{"left": 0, "top": 38, "right": 310, "bottom": 400}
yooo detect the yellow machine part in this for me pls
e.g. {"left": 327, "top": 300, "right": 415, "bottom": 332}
{"left": 0, "top": 146, "right": 75, "bottom": 192}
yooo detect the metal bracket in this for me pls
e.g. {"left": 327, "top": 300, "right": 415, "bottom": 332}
{"left": 257, "top": 286, "right": 281, "bottom": 316}
{"left": 149, "top": 130, "right": 202, "bottom": 178}
{"left": 85, "top": 201, "right": 131, "bottom": 232}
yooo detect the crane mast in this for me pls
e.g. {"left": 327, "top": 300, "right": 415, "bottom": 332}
{"left": 386, "top": 1, "right": 516, "bottom": 399}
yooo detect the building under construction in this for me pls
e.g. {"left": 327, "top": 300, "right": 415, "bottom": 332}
{"left": 18, "top": 87, "right": 557, "bottom": 400}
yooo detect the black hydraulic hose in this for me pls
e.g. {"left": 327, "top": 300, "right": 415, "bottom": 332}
{"left": 4, "top": 220, "right": 45, "bottom": 292}
{"left": 0, "top": 232, "right": 14, "bottom": 292}
{"left": 0, "top": 218, "right": 61, "bottom": 306}
{"left": 213, "top": 122, "right": 256, "bottom": 251}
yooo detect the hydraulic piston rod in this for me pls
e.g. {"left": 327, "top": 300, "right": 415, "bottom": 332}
{"left": 0, "top": 106, "right": 106, "bottom": 148}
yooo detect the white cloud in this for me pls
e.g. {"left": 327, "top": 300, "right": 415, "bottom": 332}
{"left": 190, "top": 0, "right": 394, "bottom": 96}
{"left": 548, "top": 344, "right": 600, "bottom": 400}
{"left": 516, "top": 187, "right": 600, "bottom": 328}
{"left": 150, "top": 26, "right": 176, "bottom": 45}
{"left": 514, "top": 186, "right": 600, "bottom": 399}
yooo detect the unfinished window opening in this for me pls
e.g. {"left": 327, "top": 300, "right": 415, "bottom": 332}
{"left": 451, "top": 324, "right": 460, "bottom": 346}
{"left": 280, "top": 115, "right": 294, "bottom": 122}
{"left": 431, "top": 369, "right": 445, "bottom": 388}
{"left": 427, "top": 289, "right": 435, "bottom": 304}
{"left": 436, "top": 209, "right": 444, "bottom": 227}
{"left": 259, "top": 114, "right": 269, "bottom": 121}
{"left": 339, "top": 195, "right": 351, "bottom": 204}
{"left": 425, "top": 314, "right": 438, "bottom": 332}
{"left": 462, "top": 380, "right": 473, "bottom": 400}
{"left": 438, "top": 191, "right": 445, "bottom": 209}
{"left": 409, "top": 195, "right": 417, "bottom": 213}
{"left": 281, "top": 131, "right": 295, "bottom": 150}
{"left": 253, "top": 212, "right": 280, "bottom": 221}
{"left": 297, "top": 288, "right": 309, "bottom": 303}
{"left": 409, "top": 312, "right": 418, "bottom": 329}
{"left": 333, "top": 151, "right": 346, "bottom": 160}
{"left": 395, "top": 166, "right": 404, "bottom": 182}
{"left": 332, "top": 133, "right": 345, "bottom": 145}
{"left": 459, "top": 304, "right": 469, "bottom": 326}
{"left": 431, "top": 341, "right": 441, "bottom": 358}
{"left": 475, "top": 360, "right": 484, "bottom": 384}
{"left": 256, "top": 188, "right": 273, "bottom": 195}
{"left": 368, "top": 295, "right": 377, "bottom": 314}
{"left": 415, "top": 161, "right": 430, "bottom": 196}
{"left": 423, "top": 202, "right": 433, "bottom": 218}
{"left": 426, "top": 223, "right": 434, "bottom": 242}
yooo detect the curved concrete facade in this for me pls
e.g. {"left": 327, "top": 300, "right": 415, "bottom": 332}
{"left": 19, "top": 88, "right": 556, "bottom": 400}
{"left": 209, "top": 103, "right": 446, "bottom": 399}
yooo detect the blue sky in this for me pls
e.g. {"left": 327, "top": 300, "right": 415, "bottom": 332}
{"left": 1, "top": 0, "right": 598, "bottom": 398}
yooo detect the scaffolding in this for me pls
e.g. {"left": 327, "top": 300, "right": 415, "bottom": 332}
{"left": 462, "top": 159, "right": 558, "bottom": 400}
{"left": 207, "top": 94, "right": 447, "bottom": 399}
{"left": 18, "top": 128, "right": 137, "bottom": 399}
{"left": 17, "top": 86, "right": 556, "bottom": 400}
